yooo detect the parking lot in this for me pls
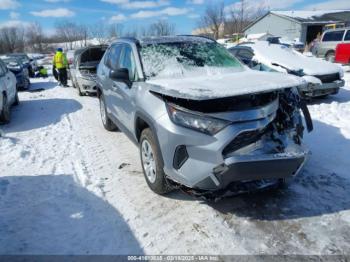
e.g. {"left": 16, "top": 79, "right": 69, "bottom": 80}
{"left": 0, "top": 70, "right": 350, "bottom": 255}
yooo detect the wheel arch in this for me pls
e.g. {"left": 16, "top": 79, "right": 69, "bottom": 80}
{"left": 134, "top": 112, "right": 165, "bottom": 166}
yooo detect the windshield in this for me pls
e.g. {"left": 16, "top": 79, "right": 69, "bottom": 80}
{"left": 140, "top": 42, "right": 243, "bottom": 79}
{"left": 2, "top": 58, "right": 20, "bottom": 67}
{"left": 9, "top": 55, "right": 29, "bottom": 64}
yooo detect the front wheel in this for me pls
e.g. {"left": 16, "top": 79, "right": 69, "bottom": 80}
{"left": 99, "top": 94, "right": 116, "bottom": 131}
{"left": 140, "top": 128, "right": 172, "bottom": 195}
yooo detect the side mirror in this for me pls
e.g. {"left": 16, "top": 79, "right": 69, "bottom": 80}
{"left": 110, "top": 68, "right": 131, "bottom": 87}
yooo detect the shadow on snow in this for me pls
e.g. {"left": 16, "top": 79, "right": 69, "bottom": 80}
{"left": 0, "top": 175, "right": 144, "bottom": 255}
{"left": 3, "top": 98, "right": 82, "bottom": 133}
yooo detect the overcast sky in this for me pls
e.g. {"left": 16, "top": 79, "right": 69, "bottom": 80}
{"left": 0, "top": 0, "right": 349, "bottom": 35}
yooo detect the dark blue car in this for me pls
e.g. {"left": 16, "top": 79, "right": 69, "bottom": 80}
{"left": 6, "top": 53, "right": 35, "bottom": 77}
{"left": 2, "top": 57, "right": 30, "bottom": 90}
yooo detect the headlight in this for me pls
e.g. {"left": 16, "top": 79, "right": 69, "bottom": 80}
{"left": 166, "top": 103, "right": 230, "bottom": 135}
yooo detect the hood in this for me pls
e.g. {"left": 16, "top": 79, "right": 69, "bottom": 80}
{"left": 147, "top": 70, "right": 305, "bottom": 100}
{"left": 251, "top": 42, "right": 341, "bottom": 76}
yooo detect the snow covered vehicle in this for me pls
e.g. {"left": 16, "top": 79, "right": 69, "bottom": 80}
{"left": 70, "top": 45, "right": 108, "bottom": 96}
{"left": 230, "top": 41, "right": 345, "bottom": 98}
{"left": 0, "top": 58, "right": 19, "bottom": 124}
{"left": 97, "top": 36, "right": 313, "bottom": 196}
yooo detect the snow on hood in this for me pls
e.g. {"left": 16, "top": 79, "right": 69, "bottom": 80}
{"left": 147, "top": 69, "right": 305, "bottom": 100}
{"left": 249, "top": 41, "right": 342, "bottom": 76}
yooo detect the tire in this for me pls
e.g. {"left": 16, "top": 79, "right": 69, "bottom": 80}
{"left": 140, "top": 128, "right": 172, "bottom": 195}
{"left": 99, "top": 94, "right": 116, "bottom": 131}
{"left": 77, "top": 83, "right": 84, "bottom": 96}
{"left": 0, "top": 94, "right": 11, "bottom": 124}
{"left": 14, "top": 91, "right": 20, "bottom": 106}
{"left": 325, "top": 51, "right": 335, "bottom": 62}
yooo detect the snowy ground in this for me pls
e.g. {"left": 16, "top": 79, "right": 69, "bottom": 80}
{"left": 1, "top": 70, "right": 350, "bottom": 255}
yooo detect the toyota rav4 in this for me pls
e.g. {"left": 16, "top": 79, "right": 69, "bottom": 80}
{"left": 97, "top": 36, "right": 313, "bottom": 196}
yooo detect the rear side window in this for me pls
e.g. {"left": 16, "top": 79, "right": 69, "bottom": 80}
{"left": 323, "top": 30, "right": 345, "bottom": 42}
{"left": 345, "top": 30, "right": 350, "bottom": 41}
{"left": 236, "top": 49, "right": 254, "bottom": 65}
{"left": 105, "top": 44, "right": 122, "bottom": 70}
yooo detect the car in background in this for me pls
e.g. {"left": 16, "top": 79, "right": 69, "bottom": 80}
{"left": 71, "top": 45, "right": 107, "bottom": 96}
{"left": 313, "top": 27, "right": 350, "bottom": 62}
{"left": 5, "top": 53, "right": 35, "bottom": 77}
{"left": 230, "top": 41, "right": 345, "bottom": 98}
{"left": 0, "top": 58, "right": 19, "bottom": 124}
{"left": 335, "top": 43, "right": 350, "bottom": 65}
{"left": 97, "top": 36, "right": 312, "bottom": 196}
{"left": 2, "top": 57, "right": 30, "bottom": 90}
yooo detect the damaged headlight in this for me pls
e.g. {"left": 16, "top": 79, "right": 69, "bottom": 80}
{"left": 166, "top": 103, "right": 230, "bottom": 135}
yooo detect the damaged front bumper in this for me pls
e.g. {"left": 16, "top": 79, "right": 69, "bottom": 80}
{"left": 157, "top": 89, "right": 311, "bottom": 192}
{"left": 77, "top": 75, "right": 98, "bottom": 93}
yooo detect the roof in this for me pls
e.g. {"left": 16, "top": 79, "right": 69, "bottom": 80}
{"left": 140, "top": 35, "right": 215, "bottom": 45}
{"left": 244, "top": 10, "right": 350, "bottom": 32}
{"left": 272, "top": 10, "right": 350, "bottom": 23}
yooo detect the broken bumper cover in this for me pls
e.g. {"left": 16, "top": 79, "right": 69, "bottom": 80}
{"left": 156, "top": 95, "right": 309, "bottom": 192}
{"left": 300, "top": 79, "right": 344, "bottom": 98}
{"left": 77, "top": 76, "right": 98, "bottom": 93}
{"left": 195, "top": 151, "right": 308, "bottom": 190}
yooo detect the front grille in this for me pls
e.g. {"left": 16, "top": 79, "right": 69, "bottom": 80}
{"left": 313, "top": 73, "right": 340, "bottom": 83}
{"left": 223, "top": 127, "right": 269, "bottom": 156}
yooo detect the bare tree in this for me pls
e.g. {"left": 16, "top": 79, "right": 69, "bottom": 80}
{"left": 226, "top": 0, "right": 266, "bottom": 35}
{"left": 55, "top": 21, "right": 83, "bottom": 49}
{"left": 198, "top": 2, "right": 225, "bottom": 39}
{"left": 89, "top": 22, "right": 109, "bottom": 45}
{"left": 0, "top": 26, "right": 25, "bottom": 53}
{"left": 26, "top": 22, "right": 46, "bottom": 52}
{"left": 108, "top": 23, "right": 124, "bottom": 40}
{"left": 148, "top": 20, "right": 175, "bottom": 36}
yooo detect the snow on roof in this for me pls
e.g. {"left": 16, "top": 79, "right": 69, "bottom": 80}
{"left": 246, "top": 33, "right": 274, "bottom": 40}
{"left": 272, "top": 10, "right": 350, "bottom": 22}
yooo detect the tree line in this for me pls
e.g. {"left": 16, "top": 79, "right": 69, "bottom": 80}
{"left": 0, "top": 0, "right": 265, "bottom": 54}
{"left": 197, "top": 0, "right": 267, "bottom": 39}
{"left": 0, "top": 20, "right": 175, "bottom": 54}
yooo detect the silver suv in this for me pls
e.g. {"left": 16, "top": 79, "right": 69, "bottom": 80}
{"left": 313, "top": 27, "right": 350, "bottom": 61}
{"left": 97, "top": 36, "right": 312, "bottom": 196}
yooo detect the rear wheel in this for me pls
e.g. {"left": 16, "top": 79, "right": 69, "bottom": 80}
{"left": 99, "top": 94, "right": 116, "bottom": 131}
{"left": 140, "top": 128, "right": 172, "bottom": 195}
{"left": 0, "top": 94, "right": 11, "bottom": 124}
{"left": 325, "top": 51, "right": 335, "bottom": 62}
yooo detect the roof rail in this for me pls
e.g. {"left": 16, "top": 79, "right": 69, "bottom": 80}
{"left": 176, "top": 34, "right": 217, "bottom": 42}
{"left": 115, "top": 37, "right": 139, "bottom": 43}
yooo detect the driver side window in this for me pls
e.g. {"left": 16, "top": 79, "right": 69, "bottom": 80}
{"left": 119, "top": 45, "right": 137, "bottom": 81}
{"left": 106, "top": 44, "right": 122, "bottom": 70}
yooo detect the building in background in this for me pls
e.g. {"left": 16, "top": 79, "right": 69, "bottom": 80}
{"left": 244, "top": 10, "right": 350, "bottom": 44}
